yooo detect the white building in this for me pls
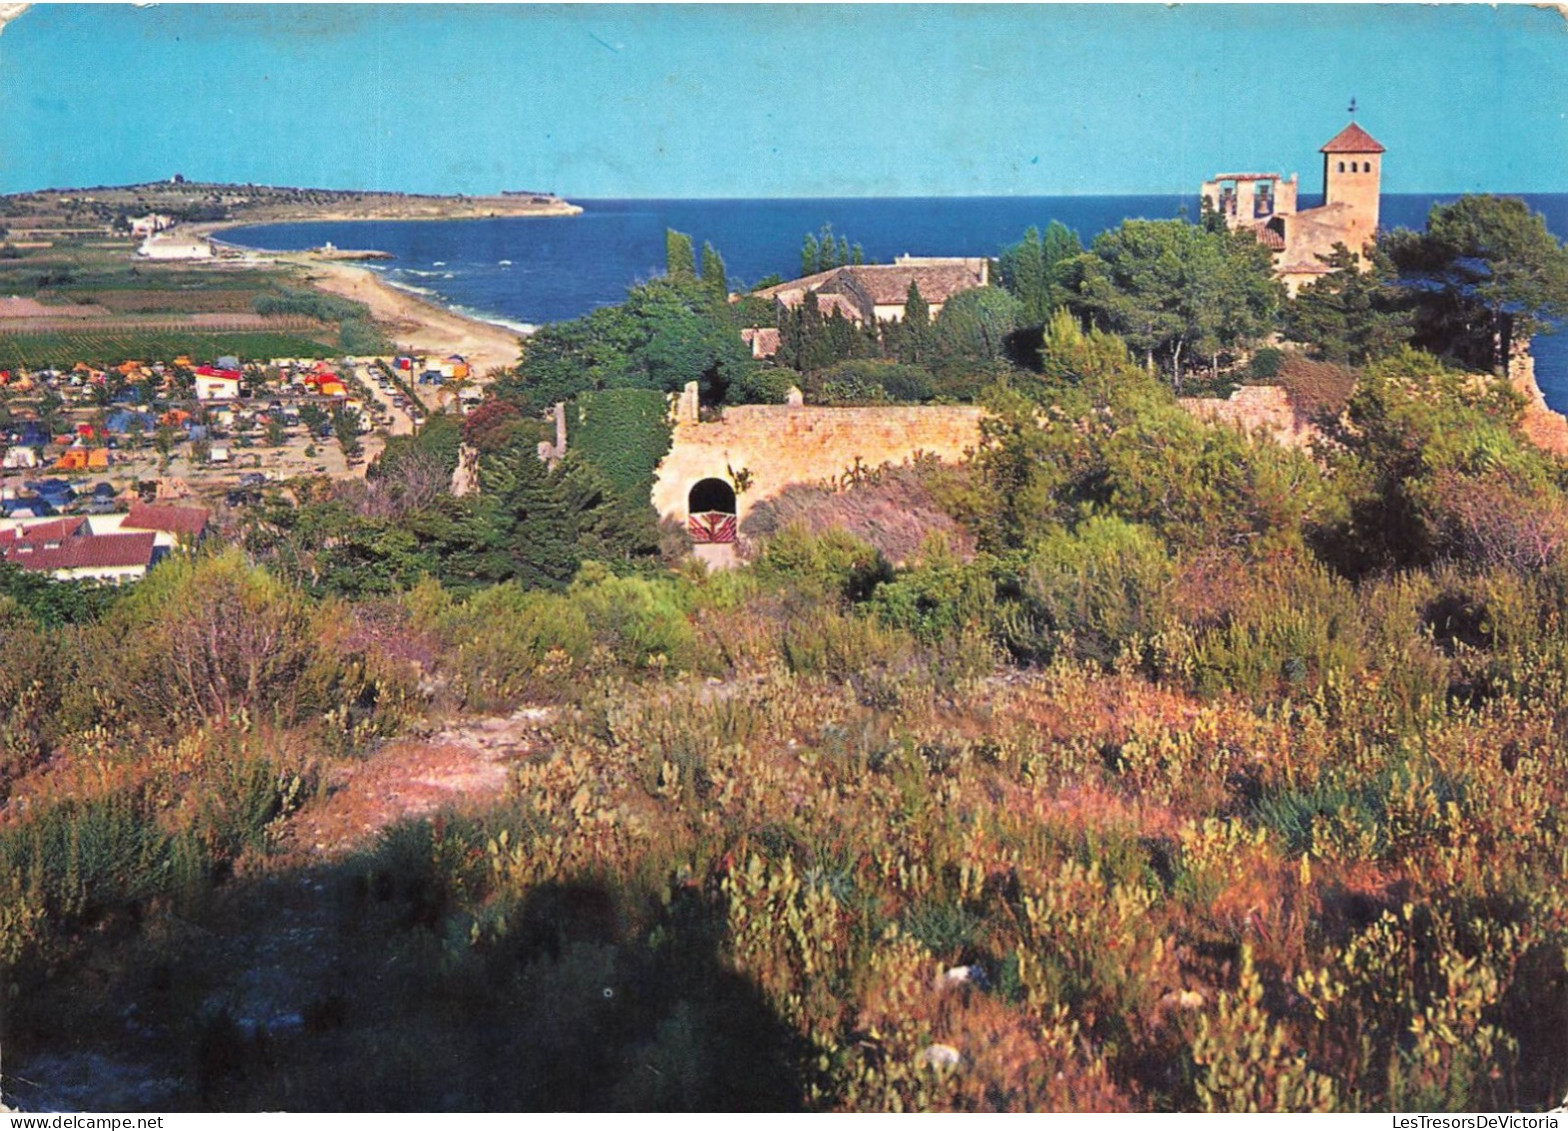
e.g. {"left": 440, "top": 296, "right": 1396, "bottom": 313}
{"left": 138, "top": 234, "right": 214, "bottom": 260}
{"left": 194, "top": 372, "right": 241, "bottom": 401}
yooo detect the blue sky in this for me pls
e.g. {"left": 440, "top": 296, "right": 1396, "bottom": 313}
{"left": 1, "top": 4, "right": 1564, "bottom": 197}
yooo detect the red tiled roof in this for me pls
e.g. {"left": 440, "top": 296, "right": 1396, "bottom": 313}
{"left": 2, "top": 531, "right": 156, "bottom": 573}
{"left": 752, "top": 267, "right": 849, "bottom": 301}
{"left": 839, "top": 264, "right": 985, "bottom": 306}
{"left": 755, "top": 261, "right": 986, "bottom": 310}
{"left": 125, "top": 502, "right": 210, "bottom": 538}
{"left": 1320, "top": 122, "right": 1385, "bottom": 154}
{"left": 740, "top": 327, "right": 782, "bottom": 358}
{"left": 810, "top": 293, "right": 866, "bottom": 322}
{"left": 0, "top": 517, "right": 88, "bottom": 546}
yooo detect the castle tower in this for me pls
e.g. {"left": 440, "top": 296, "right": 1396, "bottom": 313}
{"left": 1320, "top": 121, "right": 1385, "bottom": 253}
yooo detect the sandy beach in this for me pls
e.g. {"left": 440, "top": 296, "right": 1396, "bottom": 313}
{"left": 283, "top": 257, "right": 528, "bottom": 378}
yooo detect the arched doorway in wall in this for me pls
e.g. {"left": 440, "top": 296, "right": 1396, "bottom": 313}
{"left": 687, "top": 477, "right": 737, "bottom": 544}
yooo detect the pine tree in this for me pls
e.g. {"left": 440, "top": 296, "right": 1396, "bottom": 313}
{"left": 468, "top": 445, "right": 580, "bottom": 589}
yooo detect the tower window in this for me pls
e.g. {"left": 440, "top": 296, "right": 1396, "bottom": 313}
{"left": 1338, "top": 162, "right": 1346, "bottom": 173}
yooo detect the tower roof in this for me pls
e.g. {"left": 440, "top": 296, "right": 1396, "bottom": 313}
{"left": 1320, "top": 122, "right": 1385, "bottom": 154}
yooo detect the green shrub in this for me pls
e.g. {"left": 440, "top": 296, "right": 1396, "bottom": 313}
{"left": 755, "top": 524, "right": 891, "bottom": 604}
{"left": 74, "top": 550, "right": 344, "bottom": 732}
{"left": 253, "top": 286, "right": 369, "bottom": 323}
{"left": 780, "top": 604, "right": 914, "bottom": 679}
{"left": 417, "top": 580, "right": 593, "bottom": 708}
{"left": 0, "top": 599, "right": 61, "bottom": 788}
{"left": 1022, "top": 516, "right": 1173, "bottom": 665}
{"left": 193, "top": 751, "right": 310, "bottom": 861}
{"left": 0, "top": 792, "right": 206, "bottom": 969}
{"left": 570, "top": 573, "right": 707, "bottom": 674}
{"left": 871, "top": 541, "right": 997, "bottom": 645}
{"left": 1248, "top": 347, "right": 1284, "bottom": 381}
{"left": 809, "top": 360, "right": 935, "bottom": 405}
{"left": 339, "top": 317, "right": 390, "bottom": 355}
{"left": 1165, "top": 555, "right": 1365, "bottom": 700}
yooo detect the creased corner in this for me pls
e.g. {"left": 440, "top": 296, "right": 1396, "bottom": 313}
{"left": 0, "top": 4, "right": 31, "bottom": 38}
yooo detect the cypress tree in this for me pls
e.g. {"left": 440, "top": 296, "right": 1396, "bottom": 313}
{"left": 665, "top": 229, "right": 696, "bottom": 279}
{"left": 700, "top": 241, "right": 728, "bottom": 298}
{"left": 899, "top": 282, "right": 931, "bottom": 364}
{"left": 802, "top": 233, "right": 820, "bottom": 276}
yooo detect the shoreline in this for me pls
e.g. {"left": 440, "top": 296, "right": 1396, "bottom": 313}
{"left": 198, "top": 208, "right": 573, "bottom": 376}
{"left": 280, "top": 256, "right": 529, "bottom": 378}
{"left": 188, "top": 199, "right": 581, "bottom": 246}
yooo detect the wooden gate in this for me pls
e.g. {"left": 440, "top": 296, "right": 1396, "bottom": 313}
{"left": 688, "top": 510, "right": 737, "bottom": 544}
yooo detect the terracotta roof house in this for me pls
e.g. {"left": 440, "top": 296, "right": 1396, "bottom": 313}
{"left": 0, "top": 517, "right": 158, "bottom": 584}
{"left": 0, "top": 516, "right": 89, "bottom": 547}
{"left": 123, "top": 502, "right": 211, "bottom": 541}
{"left": 753, "top": 256, "right": 989, "bottom": 325}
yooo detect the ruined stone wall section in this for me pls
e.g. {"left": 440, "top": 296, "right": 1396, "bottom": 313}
{"left": 1178, "top": 385, "right": 1319, "bottom": 450}
{"left": 652, "top": 404, "right": 985, "bottom": 525}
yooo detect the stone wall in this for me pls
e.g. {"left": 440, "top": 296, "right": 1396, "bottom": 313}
{"left": 1177, "top": 385, "right": 1318, "bottom": 449}
{"left": 652, "top": 403, "right": 985, "bottom": 526}
{"left": 653, "top": 356, "right": 1568, "bottom": 541}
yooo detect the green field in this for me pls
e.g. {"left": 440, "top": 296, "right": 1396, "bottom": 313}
{"left": 0, "top": 328, "right": 338, "bottom": 368}
{"left": 38, "top": 287, "right": 267, "bottom": 314}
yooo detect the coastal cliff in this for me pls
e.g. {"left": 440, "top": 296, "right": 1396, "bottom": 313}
{"left": 1510, "top": 343, "right": 1568, "bottom": 455}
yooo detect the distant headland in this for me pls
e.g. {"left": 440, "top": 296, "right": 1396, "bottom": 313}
{"left": 0, "top": 179, "right": 582, "bottom": 244}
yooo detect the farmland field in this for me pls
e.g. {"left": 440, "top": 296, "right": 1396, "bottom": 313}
{"left": 38, "top": 287, "right": 268, "bottom": 314}
{"left": 0, "top": 328, "right": 338, "bottom": 368}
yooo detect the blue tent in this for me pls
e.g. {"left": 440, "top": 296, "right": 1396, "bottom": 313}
{"left": 32, "top": 479, "right": 76, "bottom": 503}
{"left": 16, "top": 422, "right": 49, "bottom": 447}
{"left": 1, "top": 497, "right": 52, "bottom": 517}
{"left": 105, "top": 410, "right": 157, "bottom": 434}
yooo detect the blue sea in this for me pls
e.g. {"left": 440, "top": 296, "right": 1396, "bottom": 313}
{"left": 224, "top": 193, "right": 1568, "bottom": 410}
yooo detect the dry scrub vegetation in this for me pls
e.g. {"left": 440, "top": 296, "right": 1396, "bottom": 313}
{"left": 4, "top": 326, "right": 1568, "bottom": 1112}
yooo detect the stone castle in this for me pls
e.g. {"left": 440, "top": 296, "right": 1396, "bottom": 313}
{"left": 1201, "top": 119, "right": 1385, "bottom": 294}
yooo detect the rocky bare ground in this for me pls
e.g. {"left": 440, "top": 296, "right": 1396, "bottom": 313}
{"left": 276, "top": 706, "right": 554, "bottom": 861}
{"left": 3, "top": 707, "right": 555, "bottom": 1113}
